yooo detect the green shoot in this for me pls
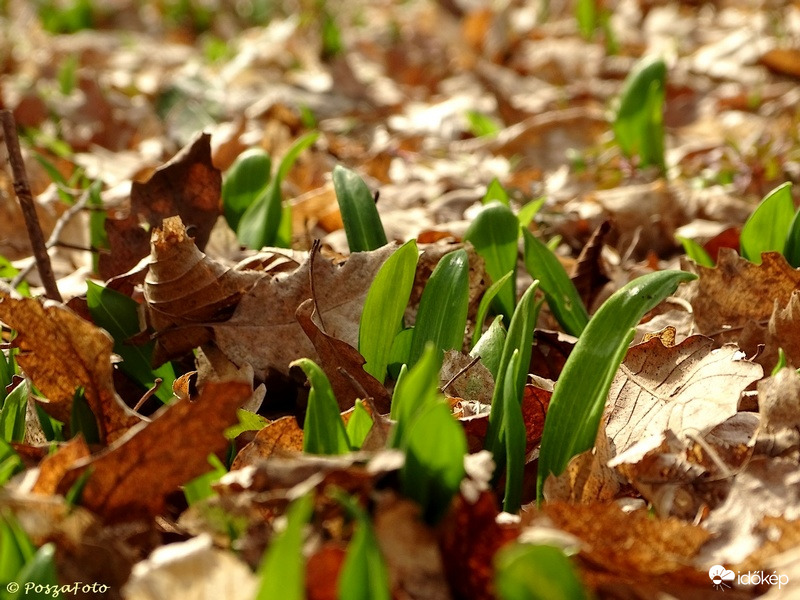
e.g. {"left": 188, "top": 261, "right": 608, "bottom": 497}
{"left": 0, "top": 380, "right": 27, "bottom": 444}
{"left": 740, "top": 182, "right": 794, "bottom": 264}
{"left": 70, "top": 387, "right": 99, "bottom": 445}
{"left": 345, "top": 400, "right": 373, "bottom": 451}
{"left": 184, "top": 454, "right": 228, "bottom": 505}
{"left": 292, "top": 358, "right": 350, "bottom": 455}
{"left": 334, "top": 491, "right": 391, "bottom": 600}
{"left": 87, "top": 281, "right": 176, "bottom": 403}
{"left": 485, "top": 282, "right": 541, "bottom": 486}
{"left": 408, "top": 249, "right": 470, "bottom": 367}
{"left": 494, "top": 544, "right": 588, "bottom": 600}
{"left": 464, "top": 203, "right": 518, "bottom": 320}
{"left": 389, "top": 344, "right": 441, "bottom": 448}
{"left": 499, "top": 350, "right": 526, "bottom": 513}
{"left": 472, "top": 271, "right": 513, "bottom": 349}
{"left": 256, "top": 493, "right": 314, "bottom": 600}
{"left": 613, "top": 55, "right": 667, "bottom": 170}
{"left": 333, "top": 165, "right": 389, "bottom": 253}
{"left": 470, "top": 315, "right": 506, "bottom": 380}
{"left": 222, "top": 148, "right": 272, "bottom": 233}
{"left": 522, "top": 229, "right": 589, "bottom": 337}
{"left": 359, "top": 240, "right": 418, "bottom": 383}
{"left": 400, "top": 400, "right": 467, "bottom": 524}
{"left": 0, "top": 441, "right": 23, "bottom": 485}
{"left": 238, "top": 132, "right": 318, "bottom": 249}
{"left": 537, "top": 270, "right": 697, "bottom": 502}
{"left": 483, "top": 179, "right": 510, "bottom": 206}
{"left": 676, "top": 236, "right": 714, "bottom": 267}
{"left": 465, "top": 111, "right": 502, "bottom": 138}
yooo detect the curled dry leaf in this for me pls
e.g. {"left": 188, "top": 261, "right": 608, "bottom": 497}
{"left": 56, "top": 381, "right": 251, "bottom": 522}
{"left": 295, "top": 298, "right": 391, "bottom": 413}
{"left": 144, "top": 217, "right": 263, "bottom": 365}
{"left": 605, "top": 335, "right": 762, "bottom": 456}
{"left": 99, "top": 132, "right": 222, "bottom": 279}
{"left": 757, "top": 367, "right": 800, "bottom": 433}
{"left": 570, "top": 219, "right": 611, "bottom": 311}
{"left": 0, "top": 293, "right": 142, "bottom": 444}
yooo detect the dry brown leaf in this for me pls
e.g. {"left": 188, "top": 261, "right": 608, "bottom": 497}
{"left": 542, "top": 502, "right": 713, "bottom": 598}
{"left": 681, "top": 249, "right": 800, "bottom": 337}
{"left": 295, "top": 298, "right": 391, "bottom": 413}
{"left": 145, "top": 217, "right": 264, "bottom": 365}
{"left": 441, "top": 350, "right": 494, "bottom": 406}
{"left": 605, "top": 335, "right": 762, "bottom": 455}
{"left": 230, "top": 416, "right": 305, "bottom": 470}
{"left": 570, "top": 219, "right": 611, "bottom": 311}
{"left": 56, "top": 382, "right": 251, "bottom": 522}
{"left": 760, "top": 48, "right": 800, "bottom": 79}
{"left": 307, "top": 544, "right": 346, "bottom": 600}
{"left": 760, "top": 290, "right": 800, "bottom": 372}
{"left": 32, "top": 436, "right": 91, "bottom": 495}
{"left": 214, "top": 243, "right": 400, "bottom": 379}
{"left": 0, "top": 293, "right": 142, "bottom": 444}
{"left": 100, "top": 132, "right": 221, "bottom": 279}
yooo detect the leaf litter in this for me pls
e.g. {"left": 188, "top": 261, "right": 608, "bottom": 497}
{"left": 1, "top": 0, "right": 800, "bottom": 598}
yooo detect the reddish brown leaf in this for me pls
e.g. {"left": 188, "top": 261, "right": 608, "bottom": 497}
{"left": 99, "top": 132, "right": 221, "bottom": 279}
{"left": 0, "top": 293, "right": 142, "bottom": 444}
{"left": 307, "top": 544, "right": 346, "bottom": 600}
{"left": 438, "top": 491, "right": 518, "bottom": 600}
{"left": 296, "top": 298, "right": 391, "bottom": 413}
{"left": 703, "top": 227, "right": 740, "bottom": 262}
{"left": 56, "top": 381, "right": 251, "bottom": 522}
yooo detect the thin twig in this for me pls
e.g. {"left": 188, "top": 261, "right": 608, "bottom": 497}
{"left": 11, "top": 185, "right": 93, "bottom": 288}
{"left": 0, "top": 110, "right": 62, "bottom": 302}
{"left": 308, "top": 238, "right": 327, "bottom": 332}
{"left": 441, "top": 355, "right": 481, "bottom": 394}
{"left": 133, "top": 378, "right": 163, "bottom": 413}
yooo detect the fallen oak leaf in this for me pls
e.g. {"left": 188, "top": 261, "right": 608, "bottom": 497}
{"left": 56, "top": 381, "right": 251, "bottom": 523}
{"left": 295, "top": 298, "right": 391, "bottom": 413}
{"left": 213, "top": 243, "right": 400, "bottom": 379}
{"left": 605, "top": 335, "right": 762, "bottom": 456}
{"left": 0, "top": 293, "right": 142, "bottom": 444}
{"left": 99, "top": 132, "right": 221, "bottom": 279}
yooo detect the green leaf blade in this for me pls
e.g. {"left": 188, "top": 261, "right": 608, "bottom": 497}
{"left": 293, "top": 358, "right": 350, "bottom": 456}
{"left": 409, "top": 249, "right": 470, "bottom": 367}
{"left": 221, "top": 148, "right": 272, "bottom": 232}
{"left": 333, "top": 165, "right": 388, "bottom": 252}
{"left": 359, "top": 240, "right": 418, "bottom": 383}
{"left": 741, "top": 182, "right": 794, "bottom": 264}
{"left": 522, "top": 229, "right": 589, "bottom": 337}
{"left": 495, "top": 544, "right": 588, "bottom": 600}
{"left": 537, "top": 270, "right": 697, "bottom": 501}
{"left": 86, "top": 281, "right": 175, "bottom": 403}
{"left": 464, "top": 203, "right": 519, "bottom": 320}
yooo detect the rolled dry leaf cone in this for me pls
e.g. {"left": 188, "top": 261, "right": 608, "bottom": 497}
{"left": 145, "top": 216, "right": 263, "bottom": 365}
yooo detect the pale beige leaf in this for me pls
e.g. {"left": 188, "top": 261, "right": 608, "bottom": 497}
{"left": 606, "top": 335, "right": 762, "bottom": 455}
{"left": 123, "top": 534, "right": 257, "bottom": 600}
